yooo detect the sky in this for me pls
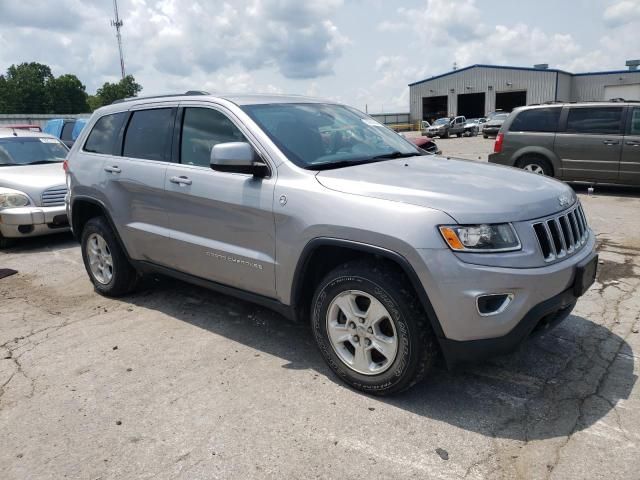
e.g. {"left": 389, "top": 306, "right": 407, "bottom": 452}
{"left": 0, "top": 0, "right": 639, "bottom": 113}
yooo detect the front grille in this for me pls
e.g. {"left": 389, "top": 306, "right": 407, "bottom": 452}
{"left": 41, "top": 186, "right": 68, "bottom": 207}
{"left": 533, "top": 204, "right": 589, "bottom": 262}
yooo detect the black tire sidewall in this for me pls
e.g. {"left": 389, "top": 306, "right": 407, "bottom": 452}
{"left": 311, "top": 272, "right": 423, "bottom": 394}
{"left": 80, "top": 217, "right": 135, "bottom": 296}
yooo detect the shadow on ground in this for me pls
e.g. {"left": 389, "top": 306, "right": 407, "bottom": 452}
{"left": 0, "top": 232, "right": 75, "bottom": 256}
{"left": 126, "top": 275, "right": 636, "bottom": 443}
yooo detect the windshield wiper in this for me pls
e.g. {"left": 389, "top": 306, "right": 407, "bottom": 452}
{"left": 369, "top": 151, "right": 422, "bottom": 160}
{"left": 24, "top": 160, "right": 63, "bottom": 165}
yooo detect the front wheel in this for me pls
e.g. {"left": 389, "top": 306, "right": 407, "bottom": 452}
{"left": 311, "top": 261, "right": 438, "bottom": 395}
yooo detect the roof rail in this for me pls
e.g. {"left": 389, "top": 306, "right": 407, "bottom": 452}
{"left": 111, "top": 90, "right": 210, "bottom": 105}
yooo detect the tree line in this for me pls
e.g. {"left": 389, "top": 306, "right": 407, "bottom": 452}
{"left": 0, "top": 62, "right": 142, "bottom": 114}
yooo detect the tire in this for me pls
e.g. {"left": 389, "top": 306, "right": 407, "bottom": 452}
{"left": 80, "top": 216, "right": 138, "bottom": 297}
{"left": 0, "top": 233, "right": 15, "bottom": 249}
{"left": 456, "top": 133, "right": 462, "bottom": 138}
{"left": 311, "top": 260, "right": 438, "bottom": 396}
{"left": 441, "top": 131, "right": 449, "bottom": 139}
{"left": 483, "top": 134, "right": 488, "bottom": 139}
{"left": 517, "top": 156, "right": 553, "bottom": 176}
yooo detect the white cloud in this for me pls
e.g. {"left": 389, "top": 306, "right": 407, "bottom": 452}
{"left": 604, "top": 0, "right": 640, "bottom": 26}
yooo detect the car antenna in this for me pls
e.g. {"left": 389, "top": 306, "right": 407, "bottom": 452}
{"left": 11, "top": 128, "right": 17, "bottom": 136}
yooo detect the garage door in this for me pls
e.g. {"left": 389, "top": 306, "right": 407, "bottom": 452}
{"left": 604, "top": 84, "right": 640, "bottom": 101}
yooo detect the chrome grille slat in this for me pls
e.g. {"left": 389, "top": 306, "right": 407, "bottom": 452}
{"left": 41, "top": 186, "right": 68, "bottom": 207}
{"left": 532, "top": 203, "right": 590, "bottom": 262}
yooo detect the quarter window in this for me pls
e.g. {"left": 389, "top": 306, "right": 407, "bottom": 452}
{"left": 84, "top": 112, "right": 127, "bottom": 155}
{"left": 566, "top": 107, "right": 623, "bottom": 135}
{"left": 180, "top": 108, "right": 246, "bottom": 167}
{"left": 61, "top": 121, "right": 75, "bottom": 141}
{"left": 509, "top": 108, "right": 560, "bottom": 133}
{"left": 123, "top": 108, "right": 174, "bottom": 161}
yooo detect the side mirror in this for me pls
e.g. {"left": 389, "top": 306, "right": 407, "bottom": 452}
{"left": 210, "top": 142, "right": 269, "bottom": 177}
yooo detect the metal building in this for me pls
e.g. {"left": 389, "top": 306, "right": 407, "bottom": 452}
{"left": 409, "top": 62, "right": 640, "bottom": 124}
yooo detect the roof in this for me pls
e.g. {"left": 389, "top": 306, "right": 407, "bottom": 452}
{"left": 408, "top": 64, "right": 640, "bottom": 87}
{"left": 0, "top": 128, "right": 54, "bottom": 139}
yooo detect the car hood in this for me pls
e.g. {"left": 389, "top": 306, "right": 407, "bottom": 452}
{"left": 0, "top": 162, "right": 66, "bottom": 206}
{"left": 315, "top": 156, "right": 576, "bottom": 224}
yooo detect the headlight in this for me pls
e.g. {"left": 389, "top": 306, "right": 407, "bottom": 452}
{"left": 439, "top": 224, "right": 521, "bottom": 252}
{"left": 0, "top": 191, "right": 31, "bottom": 208}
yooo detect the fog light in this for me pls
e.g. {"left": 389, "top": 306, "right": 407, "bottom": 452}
{"left": 476, "top": 293, "right": 514, "bottom": 316}
{"left": 18, "top": 224, "right": 34, "bottom": 234}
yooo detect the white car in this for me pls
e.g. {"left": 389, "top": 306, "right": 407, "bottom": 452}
{"left": 0, "top": 128, "right": 70, "bottom": 248}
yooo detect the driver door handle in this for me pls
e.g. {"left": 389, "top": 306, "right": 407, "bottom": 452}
{"left": 169, "top": 175, "right": 192, "bottom": 186}
{"left": 602, "top": 140, "right": 619, "bottom": 145}
{"left": 104, "top": 166, "right": 121, "bottom": 173}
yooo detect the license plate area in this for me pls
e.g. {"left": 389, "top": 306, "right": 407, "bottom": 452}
{"left": 573, "top": 255, "right": 598, "bottom": 297}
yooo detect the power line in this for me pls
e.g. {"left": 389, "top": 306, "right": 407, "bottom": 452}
{"left": 111, "top": 0, "right": 126, "bottom": 79}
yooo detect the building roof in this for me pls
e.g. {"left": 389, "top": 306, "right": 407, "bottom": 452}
{"left": 408, "top": 64, "right": 640, "bottom": 87}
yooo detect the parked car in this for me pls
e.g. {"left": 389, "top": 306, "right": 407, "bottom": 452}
{"left": 71, "top": 118, "right": 88, "bottom": 143}
{"left": 43, "top": 118, "right": 86, "bottom": 148}
{"left": 485, "top": 110, "right": 506, "bottom": 120}
{"left": 408, "top": 135, "right": 440, "bottom": 154}
{"left": 2, "top": 124, "right": 42, "bottom": 132}
{"left": 482, "top": 113, "right": 510, "bottom": 138}
{"left": 489, "top": 101, "right": 640, "bottom": 185}
{"left": 424, "top": 115, "right": 466, "bottom": 138}
{"left": 0, "top": 128, "right": 70, "bottom": 248}
{"left": 463, "top": 118, "right": 481, "bottom": 136}
{"left": 66, "top": 93, "right": 597, "bottom": 395}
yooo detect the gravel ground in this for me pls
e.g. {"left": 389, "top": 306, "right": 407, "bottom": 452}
{"left": 1, "top": 139, "right": 639, "bottom": 479}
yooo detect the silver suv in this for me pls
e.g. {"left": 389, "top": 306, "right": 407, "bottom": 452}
{"left": 66, "top": 93, "right": 598, "bottom": 395}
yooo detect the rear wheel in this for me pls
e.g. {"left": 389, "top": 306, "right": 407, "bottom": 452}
{"left": 311, "top": 260, "right": 438, "bottom": 395}
{"left": 483, "top": 134, "right": 488, "bottom": 139}
{"left": 517, "top": 156, "right": 553, "bottom": 176}
{"left": 456, "top": 133, "right": 462, "bottom": 138}
{"left": 81, "top": 216, "right": 138, "bottom": 297}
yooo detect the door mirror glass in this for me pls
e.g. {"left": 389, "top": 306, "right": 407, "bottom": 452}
{"left": 210, "top": 142, "right": 268, "bottom": 177}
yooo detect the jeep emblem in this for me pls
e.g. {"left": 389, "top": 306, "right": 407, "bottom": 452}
{"left": 558, "top": 194, "right": 572, "bottom": 208}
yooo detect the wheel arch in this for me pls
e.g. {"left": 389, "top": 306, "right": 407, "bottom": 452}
{"left": 70, "top": 196, "right": 131, "bottom": 261}
{"left": 512, "top": 147, "right": 559, "bottom": 176}
{"left": 290, "top": 238, "right": 446, "bottom": 340}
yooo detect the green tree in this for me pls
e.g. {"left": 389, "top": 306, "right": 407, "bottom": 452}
{"left": 1, "top": 62, "right": 54, "bottom": 113}
{"left": 87, "top": 95, "right": 102, "bottom": 112}
{"left": 47, "top": 74, "right": 90, "bottom": 113}
{"left": 95, "top": 75, "right": 142, "bottom": 107}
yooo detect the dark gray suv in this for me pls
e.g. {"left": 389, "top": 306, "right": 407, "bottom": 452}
{"left": 489, "top": 102, "right": 640, "bottom": 185}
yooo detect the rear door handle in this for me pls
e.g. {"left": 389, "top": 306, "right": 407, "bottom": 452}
{"left": 602, "top": 140, "right": 619, "bottom": 145}
{"left": 104, "top": 166, "right": 121, "bottom": 173}
{"left": 169, "top": 175, "right": 192, "bottom": 186}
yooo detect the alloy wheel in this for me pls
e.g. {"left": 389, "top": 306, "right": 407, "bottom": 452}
{"left": 86, "top": 233, "right": 113, "bottom": 284}
{"left": 325, "top": 290, "right": 398, "bottom": 375}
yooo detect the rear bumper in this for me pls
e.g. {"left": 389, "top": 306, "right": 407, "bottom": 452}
{"left": 0, "top": 205, "right": 69, "bottom": 238}
{"left": 439, "top": 288, "right": 577, "bottom": 368}
{"left": 487, "top": 152, "right": 511, "bottom": 165}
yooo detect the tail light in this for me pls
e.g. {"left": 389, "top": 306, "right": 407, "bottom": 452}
{"left": 63, "top": 159, "right": 69, "bottom": 172}
{"left": 493, "top": 133, "right": 504, "bottom": 153}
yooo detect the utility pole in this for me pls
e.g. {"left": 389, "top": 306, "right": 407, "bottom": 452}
{"left": 111, "top": 0, "right": 126, "bottom": 79}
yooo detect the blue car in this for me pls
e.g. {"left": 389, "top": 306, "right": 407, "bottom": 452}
{"left": 43, "top": 118, "right": 87, "bottom": 148}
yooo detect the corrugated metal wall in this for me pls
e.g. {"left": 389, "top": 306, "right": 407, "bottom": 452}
{"left": 410, "top": 67, "right": 557, "bottom": 122}
{"left": 571, "top": 71, "right": 640, "bottom": 101}
{"left": 556, "top": 72, "right": 572, "bottom": 102}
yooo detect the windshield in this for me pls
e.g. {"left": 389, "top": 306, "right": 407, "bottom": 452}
{"left": 433, "top": 118, "right": 450, "bottom": 125}
{"left": 0, "top": 137, "right": 68, "bottom": 166}
{"left": 241, "top": 103, "right": 421, "bottom": 169}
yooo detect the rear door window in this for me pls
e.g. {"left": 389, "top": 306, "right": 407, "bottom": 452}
{"left": 60, "top": 121, "right": 75, "bottom": 141}
{"left": 84, "top": 112, "right": 127, "bottom": 155}
{"left": 123, "top": 108, "right": 175, "bottom": 161}
{"left": 566, "top": 107, "right": 623, "bottom": 135}
{"left": 509, "top": 108, "right": 560, "bottom": 132}
{"left": 180, "top": 108, "right": 246, "bottom": 167}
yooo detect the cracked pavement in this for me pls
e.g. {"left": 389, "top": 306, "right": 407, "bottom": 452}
{"left": 1, "top": 154, "right": 639, "bottom": 479}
